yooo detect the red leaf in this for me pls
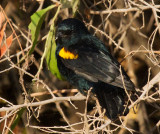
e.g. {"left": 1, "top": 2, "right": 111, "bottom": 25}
{"left": 0, "top": 11, "right": 6, "bottom": 30}
{"left": 0, "top": 33, "right": 13, "bottom": 58}
{"left": 0, "top": 22, "right": 7, "bottom": 46}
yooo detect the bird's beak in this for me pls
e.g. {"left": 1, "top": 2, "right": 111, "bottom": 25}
{"left": 55, "top": 31, "right": 62, "bottom": 41}
{"left": 55, "top": 29, "right": 59, "bottom": 41}
{"left": 55, "top": 31, "right": 63, "bottom": 41}
{"left": 55, "top": 36, "right": 58, "bottom": 41}
{"left": 55, "top": 31, "right": 58, "bottom": 41}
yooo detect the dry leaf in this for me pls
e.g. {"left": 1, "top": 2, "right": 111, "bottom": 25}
{"left": 0, "top": 22, "right": 7, "bottom": 45}
{"left": 0, "top": 11, "right": 6, "bottom": 29}
{"left": 0, "top": 33, "right": 13, "bottom": 58}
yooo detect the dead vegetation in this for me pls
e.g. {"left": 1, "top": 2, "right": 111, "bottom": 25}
{"left": 0, "top": 0, "right": 160, "bottom": 133}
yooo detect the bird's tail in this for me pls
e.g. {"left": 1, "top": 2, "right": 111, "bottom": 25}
{"left": 95, "top": 86, "right": 129, "bottom": 120}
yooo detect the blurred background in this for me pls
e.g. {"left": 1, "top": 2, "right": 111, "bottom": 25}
{"left": 0, "top": 0, "right": 160, "bottom": 133}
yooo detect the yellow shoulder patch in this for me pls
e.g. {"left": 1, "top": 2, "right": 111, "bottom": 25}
{"left": 59, "top": 47, "right": 78, "bottom": 59}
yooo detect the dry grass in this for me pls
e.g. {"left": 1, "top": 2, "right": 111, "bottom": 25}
{"left": 0, "top": 0, "right": 160, "bottom": 133}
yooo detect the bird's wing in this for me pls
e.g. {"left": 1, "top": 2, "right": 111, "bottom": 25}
{"left": 60, "top": 46, "right": 134, "bottom": 90}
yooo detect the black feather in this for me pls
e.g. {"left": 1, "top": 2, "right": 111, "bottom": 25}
{"left": 55, "top": 18, "right": 135, "bottom": 120}
{"left": 94, "top": 83, "right": 129, "bottom": 120}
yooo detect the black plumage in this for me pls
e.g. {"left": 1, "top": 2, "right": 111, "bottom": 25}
{"left": 55, "top": 18, "right": 135, "bottom": 120}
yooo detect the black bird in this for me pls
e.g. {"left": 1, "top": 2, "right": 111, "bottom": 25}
{"left": 55, "top": 18, "right": 135, "bottom": 120}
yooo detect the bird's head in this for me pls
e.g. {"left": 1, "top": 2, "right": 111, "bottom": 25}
{"left": 55, "top": 18, "right": 89, "bottom": 48}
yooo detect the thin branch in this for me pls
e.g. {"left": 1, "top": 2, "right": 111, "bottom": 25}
{"left": 0, "top": 95, "right": 86, "bottom": 112}
{"left": 90, "top": 5, "right": 160, "bottom": 14}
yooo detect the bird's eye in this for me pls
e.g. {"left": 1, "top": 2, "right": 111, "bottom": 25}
{"left": 63, "top": 30, "right": 72, "bottom": 35}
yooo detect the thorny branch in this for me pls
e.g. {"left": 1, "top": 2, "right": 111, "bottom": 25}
{"left": 0, "top": 0, "right": 160, "bottom": 133}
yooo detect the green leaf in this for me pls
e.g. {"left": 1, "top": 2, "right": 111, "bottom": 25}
{"left": 45, "top": 6, "right": 64, "bottom": 80}
{"left": 45, "top": 25, "right": 64, "bottom": 80}
{"left": 60, "top": 0, "right": 79, "bottom": 14}
{"left": 9, "top": 108, "right": 25, "bottom": 134}
{"left": 28, "top": 5, "right": 56, "bottom": 55}
{"left": 72, "top": 0, "right": 79, "bottom": 14}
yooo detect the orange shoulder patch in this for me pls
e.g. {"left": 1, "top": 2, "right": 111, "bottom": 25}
{"left": 59, "top": 47, "right": 78, "bottom": 59}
